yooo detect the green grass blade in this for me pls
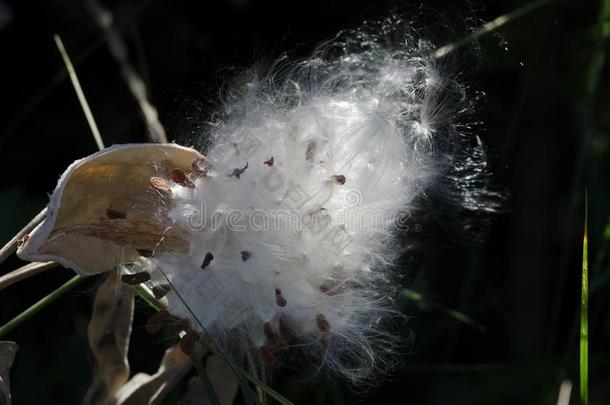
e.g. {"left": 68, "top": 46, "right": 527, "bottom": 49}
{"left": 133, "top": 276, "right": 265, "bottom": 404}
{"left": 0, "top": 32, "right": 109, "bottom": 345}
{"left": 580, "top": 191, "right": 589, "bottom": 405}
{"left": 550, "top": 0, "right": 610, "bottom": 352}
{"left": 53, "top": 34, "right": 105, "bottom": 150}
{"left": 153, "top": 266, "right": 290, "bottom": 404}
{"left": 0, "top": 275, "right": 84, "bottom": 339}
{"left": 190, "top": 350, "right": 222, "bottom": 405}
{"left": 402, "top": 288, "right": 486, "bottom": 332}
{"left": 432, "top": 0, "right": 550, "bottom": 59}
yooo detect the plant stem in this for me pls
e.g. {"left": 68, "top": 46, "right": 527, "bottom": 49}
{"left": 190, "top": 347, "right": 222, "bottom": 405}
{"left": 402, "top": 288, "right": 486, "bottom": 332}
{"left": 432, "top": 0, "right": 550, "bottom": 59}
{"left": 53, "top": 34, "right": 105, "bottom": 150}
{"left": 580, "top": 191, "right": 589, "bottom": 405}
{"left": 0, "top": 208, "right": 47, "bottom": 266}
{"left": 0, "top": 262, "right": 59, "bottom": 291}
{"left": 0, "top": 275, "right": 84, "bottom": 339}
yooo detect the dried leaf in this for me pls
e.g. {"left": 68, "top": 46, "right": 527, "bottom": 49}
{"left": 0, "top": 341, "right": 18, "bottom": 405}
{"left": 179, "top": 355, "right": 239, "bottom": 405}
{"left": 115, "top": 346, "right": 191, "bottom": 405}
{"left": 84, "top": 271, "right": 134, "bottom": 405}
{"left": 16, "top": 144, "right": 202, "bottom": 275}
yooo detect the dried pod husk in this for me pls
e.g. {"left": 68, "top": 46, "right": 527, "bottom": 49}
{"left": 0, "top": 341, "right": 18, "bottom": 405}
{"left": 16, "top": 144, "right": 203, "bottom": 275}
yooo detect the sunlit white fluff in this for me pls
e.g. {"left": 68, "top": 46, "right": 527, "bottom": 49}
{"left": 141, "top": 20, "right": 494, "bottom": 381}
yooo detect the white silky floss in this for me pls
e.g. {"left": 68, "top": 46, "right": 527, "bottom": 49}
{"left": 154, "top": 28, "right": 449, "bottom": 381}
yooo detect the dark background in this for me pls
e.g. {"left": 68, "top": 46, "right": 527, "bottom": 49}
{"left": 1, "top": 0, "right": 609, "bottom": 404}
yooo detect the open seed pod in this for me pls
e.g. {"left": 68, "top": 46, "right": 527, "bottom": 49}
{"left": 17, "top": 144, "right": 202, "bottom": 275}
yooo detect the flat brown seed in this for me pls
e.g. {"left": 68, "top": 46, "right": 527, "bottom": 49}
{"left": 279, "top": 314, "right": 295, "bottom": 338}
{"left": 106, "top": 208, "right": 127, "bottom": 219}
{"left": 305, "top": 141, "right": 316, "bottom": 162}
{"left": 240, "top": 250, "right": 251, "bottom": 262}
{"left": 121, "top": 272, "right": 151, "bottom": 285}
{"left": 229, "top": 162, "right": 249, "bottom": 179}
{"left": 275, "top": 295, "right": 287, "bottom": 307}
{"left": 17, "top": 234, "right": 30, "bottom": 248}
{"left": 260, "top": 345, "right": 277, "bottom": 368}
{"left": 201, "top": 252, "right": 214, "bottom": 269}
{"left": 263, "top": 322, "right": 279, "bottom": 345}
{"left": 320, "top": 281, "right": 345, "bottom": 296}
{"left": 330, "top": 174, "right": 346, "bottom": 185}
{"left": 264, "top": 157, "right": 274, "bottom": 166}
{"left": 192, "top": 158, "right": 209, "bottom": 176}
{"left": 150, "top": 176, "right": 171, "bottom": 193}
{"left": 146, "top": 310, "right": 170, "bottom": 334}
{"left": 275, "top": 288, "right": 287, "bottom": 307}
{"left": 174, "top": 319, "right": 190, "bottom": 333}
{"left": 316, "top": 314, "right": 331, "bottom": 332}
{"left": 137, "top": 249, "right": 154, "bottom": 258}
{"left": 278, "top": 335, "right": 289, "bottom": 350}
{"left": 179, "top": 330, "right": 199, "bottom": 355}
{"left": 152, "top": 283, "right": 171, "bottom": 299}
{"left": 170, "top": 168, "right": 195, "bottom": 188}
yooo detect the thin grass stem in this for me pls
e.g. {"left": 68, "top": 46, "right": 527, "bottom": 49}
{"left": 402, "top": 288, "right": 486, "bottom": 332}
{"left": 0, "top": 208, "right": 47, "bottom": 266}
{"left": 0, "top": 275, "right": 84, "bottom": 339}
{"left": 0, "top": 262, "right": 59, "bottom": 291}
{"left": 432, "top": 0, "right": 550, "bottom": 59}
{"left": 580, "top": 191, "right": 589, "bottom": 405}
{"left": 53, "top": 34, "right": 105, "bottom": 150}
{"left": 191, "top": 347, "right": 222, "bottom": 405}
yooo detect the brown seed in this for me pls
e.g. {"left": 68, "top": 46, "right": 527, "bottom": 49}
{"left": 260, "top": 345, "right": 277, "bottom": 368}
{"left": 276, "top": 295, "right": 287, "bottom": 307}
{"left": 316, "top": 314, "right": 331, "bottom": 332}
{"left": 17, "top": 234, "right": 30, "bottom": 248}
{"left": 170, "top": 168, "right": 195, "bottom": 188}
{"left": 320, "top": 339, "right": 329, "bottom": 349}
{"left": 279, "top": 314, "right": 295, "bottom": 338}
{"left": 146, "top": 310, "right": 170, "bottom": 335}
{"left": 263, "top": 322, "right": 279, "bottom": 345}
{"left": 229, "top": 162, "right": 249, "bottom": 179}
{"left": 179, "top": 330, "right": 199, "bottom": 355}
{"left": 264, "top": 157, "right": 274, "bottom": 166}
{"left": 240, "top": 250, "right": 251, "bottom": 262}
{"left": 121, "top": 272, "right": 151, "bottom": 285}
{"left": 201, "top": 252, "right": 214, "bottom": 269}
{"left": 305, "top": 141, "right": 316, "bottom": 162}
{"left": 277, "top": 335, "right": 289, "bottom": 350}
{"left": 192, "top": 158, "right": 209, "bottom": 176}
{"left": 106, "top": 208, "right": 126, "bottom": 219}
{"left": 270, "top": 327, "right": 289, "bottom": 349}
{"left": 150, "top": 177, "right": 171, "bottom": 193}
{"left": 137, "top": 249, "right": 154, "bottom": 258}
{"left": 308, "top": 207, "right": 326, "bottom": 216}
{"left": 330, "top": 175, "right": 346, "bottom": 185}
{"left": 319, "top": 280, "right": 347, "bottom": 296}
{"left": 275, "top": 288, "right": 287, "bottom": 307}
{"left": 152, "top": 283, "right": 171, "bottom": 299}
{"left": 174, "top": 319, "right": 190, "bottom": 333}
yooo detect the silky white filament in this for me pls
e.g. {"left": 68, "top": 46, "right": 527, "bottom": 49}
{"left": 143, "top": 19, "right": 497, "bottom": 381}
